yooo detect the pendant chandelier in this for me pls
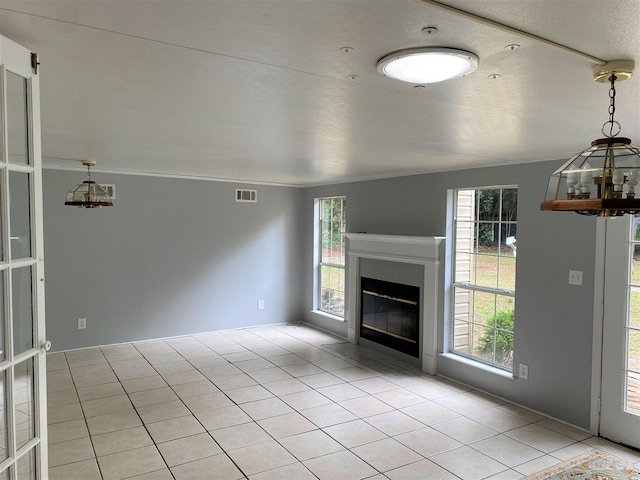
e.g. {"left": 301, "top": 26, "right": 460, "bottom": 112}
{"left": 64, "top": 161, "right": 113, "bottom": 208}
{"left": 540, "top": 60, "right": 640, "bottom": 217}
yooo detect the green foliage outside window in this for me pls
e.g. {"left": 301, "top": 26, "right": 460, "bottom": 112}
{"left": 477, "top": 309, "right": 515, "bottom": 366}
{"left": 475, "top": 189, "right": 517, "bottom": 247}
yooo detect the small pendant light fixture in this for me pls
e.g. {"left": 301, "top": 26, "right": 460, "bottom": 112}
{"left": 64, "top": 161, "right": 113, "bottom": 208}
{"left": 540, "top": 60, "right": 640, "bottom": 217}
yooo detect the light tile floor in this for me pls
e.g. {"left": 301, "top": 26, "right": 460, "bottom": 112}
{"left": 47, "top": 324, "right": 640, "bottom": 480}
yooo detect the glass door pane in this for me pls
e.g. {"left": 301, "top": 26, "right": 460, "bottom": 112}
{"left": 0, "top": 169, "right": 4, "bottom": 262}
{"left": 11, "top": 267, "right": 33, "bottom": 356}
{"left": 14, "top": 359, "right": 35, "bottom": 451}
{"left": 6, "top": 71, "right": 29, "bottom": 166}
{"left": 0, "top": 370, "right": 8, "bottom": 463}
{"left": 9, "top": 172, "right": 32, "bottom": 260}
{"left": 17, "top": 447, "right": 36, "bottom": 479}
{"left": 0, "top": 273, "right": 5, "bottom": 362}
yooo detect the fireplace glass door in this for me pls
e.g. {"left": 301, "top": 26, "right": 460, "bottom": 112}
{"left": 360, "top": 278, "right": 419, "bottom": 357}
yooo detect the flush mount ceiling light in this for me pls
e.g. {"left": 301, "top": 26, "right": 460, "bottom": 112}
{"left": 377, "top": 47, "right": 479, "bottom": 84}
{"left": 65, "top": 161, "right": 114, "bottom": 208}
{"left": 540, "top": 60, "right": 640, "bottom": 217}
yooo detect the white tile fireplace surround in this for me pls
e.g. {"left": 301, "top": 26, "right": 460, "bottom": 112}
{"left": 345, "top": 234, "right": 444, "bottom": 375}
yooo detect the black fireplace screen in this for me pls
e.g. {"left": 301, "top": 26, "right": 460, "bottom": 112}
{"left": 360, "top": 277, "right": 420, "bottom": 358}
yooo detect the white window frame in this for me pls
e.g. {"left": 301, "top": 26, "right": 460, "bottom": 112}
{"left": 448, "top": 186, "right": 517, "bottom": 371}
{"left": 313, "top": 196, "right": 346, "bottom": 319}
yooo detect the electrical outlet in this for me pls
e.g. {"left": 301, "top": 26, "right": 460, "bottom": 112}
{"left": 258, "top": 300, "right": 264, "bottom": 310}
{"left": 519, "top": 363, "right": 529, "bottom": 380}
{"left": 78, "top": 318, "right": 87, "bottom": 330}
{"left": 568, "top": 270, "right": 583, "bottom": 285}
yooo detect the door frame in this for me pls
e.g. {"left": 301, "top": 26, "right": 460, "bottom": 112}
{"left": 591, "top": 216, "right": 640, "bottom": 448}
{"left": 0, "top": 34, "right": 47, "bottom": 478}
{"left": 590, "top": 217, "right": 606, "bottom": 435}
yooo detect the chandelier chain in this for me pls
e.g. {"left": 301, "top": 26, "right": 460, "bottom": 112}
{"left": 609, "top": 74, "right": 616, "bottom": 123}
{"left": 602, "top": 73, "right": 621, "bottom": 138}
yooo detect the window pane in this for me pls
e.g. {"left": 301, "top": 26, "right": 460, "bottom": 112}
{"left": 475, "top": 253, "right": 499, "bottom": 289}
{"left": 9, "top": 172, "right": 32, "bottom": 260}
{"left": 456, "top": 221, "right": 475, "bottom": 253}
{"left": 627, "top": 371, "right": 640, "bottom": 415}
{"left": 14, "top": 358, "right": 35, "bottom": 450}
{"left": 0, "top": 370, "right": 7, "bottom": 463}
{"left": 630, "top": 291, "right": 640, "bottom": 329}
{"left": 632, "top": 245, "right": 640, "bottom": 286}
{"left": 471, "top": 290, "right": 496, "bottom": 325}
{"left": 474, "top": 299, "right": 515, "bottom": 368}
{"left": 0, "top": 170, "right": 3, "bottom": 262}
{"left": 499, "top": 256, "right": 516, "bottom": 291}
{"left": 476, "top": 221, "right": 498, "bottom": 248}
{"left": 320, "top": 265, "right": 345, "bottom": 316}
{"left": 7, "top": 72, "right": 29, "bottom": 166}
{"left": 453, "top": 286, "right": 514, "bottom": 368}
{"left": 12, "top": 267, "right": 34, "bottom": 355}
{"left": 628, "top": 329, "right": 639, "bottom": 373}
{"left": 17, "top": 446, "right": 36, "bottom": 480}
{"left": 454, "top": 252, "right": 476, "bottom": 284}
{"left": 0, "top": 273, "right": 4, "bottom": 362}
{"left": 476, "top": 189, "right": 499, "bottom": 221}
{"left": 501, "top": 188, "right": 518, "bottom": 222}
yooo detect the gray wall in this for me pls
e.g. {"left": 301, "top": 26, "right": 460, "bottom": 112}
{"left": 303, "top": 160, "right": 598, "bottom": 429}
{"left": 43, "top": 169, "right": 305, "bottom": 351}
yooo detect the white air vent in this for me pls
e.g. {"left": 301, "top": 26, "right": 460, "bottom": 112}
{"left": 99, "top": 184, "right": 116, "bottom": 200}
{"left": 235, "top": 189, "right": 257, "bottom": 203}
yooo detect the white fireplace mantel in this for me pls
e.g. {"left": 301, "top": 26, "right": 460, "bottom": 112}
{"left": 345, "top": 233, "right": 444, "bottom": 375}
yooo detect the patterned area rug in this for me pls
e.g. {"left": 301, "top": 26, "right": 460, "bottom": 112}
{"left": 524, "top": 449, "right": 640, "bottom": 480}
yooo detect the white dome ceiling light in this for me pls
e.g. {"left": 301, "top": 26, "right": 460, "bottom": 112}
{"left": 376, "top": 47, "right": 479, "bottom": 84}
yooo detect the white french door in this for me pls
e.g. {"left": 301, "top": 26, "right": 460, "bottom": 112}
{"left": 0, "top": 35, "right": 48, "bottom": 478}
{"left": 600, "top": 215, "right": 640, "bottom": 449}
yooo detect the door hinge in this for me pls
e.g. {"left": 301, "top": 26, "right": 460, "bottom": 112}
{"left": 31, "top": 53, "right": 40, "bottom": 74}
{"left": 598, "top": 397, "right": 602, "bottom": 413}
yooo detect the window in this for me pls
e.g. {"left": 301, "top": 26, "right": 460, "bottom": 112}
{"left": 450, "top": 187, "right": 517, "bottom": 369}
{"left": 315, "top": 196, "right": 346, "bottom": 317}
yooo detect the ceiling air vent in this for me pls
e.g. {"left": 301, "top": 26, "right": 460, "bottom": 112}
{"left": 235, "top": 189, "right": 257, "bottom": 203}
{"left": 99, "top": 184, "right": 116, "bottom": 200}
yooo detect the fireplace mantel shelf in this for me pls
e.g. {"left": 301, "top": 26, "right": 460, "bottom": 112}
{"left": 346, "top": 234, "right": 444, "bottom": 265}
{"left": 346, "top": 233, "right": 445, "bottom": 245}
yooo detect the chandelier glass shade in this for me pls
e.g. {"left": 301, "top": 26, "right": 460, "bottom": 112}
{"left": 540, "top": 61, "right": 639, "bottom": 217}
{"left": 540, "top": 137, "right": 640, "bottom": 216}
{"left": 65, "top": 161, "right": 113, "bottom": 208}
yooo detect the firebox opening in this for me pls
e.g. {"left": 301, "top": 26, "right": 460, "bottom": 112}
{"left": 360, "top": 277, "right": 420, "bottom": 358}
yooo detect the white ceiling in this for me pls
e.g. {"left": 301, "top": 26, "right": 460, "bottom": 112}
{"left": 1, "top": 0, "right": 638, "bottom": 186}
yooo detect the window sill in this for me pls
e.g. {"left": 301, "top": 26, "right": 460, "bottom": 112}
{"left": 439, "top": 352, "right": 515, "bottom": 380}
{"left": 311, "top": 310, "right": 346, "bottom": 322}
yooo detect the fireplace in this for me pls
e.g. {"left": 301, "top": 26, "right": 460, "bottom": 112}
{"left": 345, "top": 233, "right": 444, "bottom": 374}
{"left": 360, "top": 277, "right": 420, "bottom": 357}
